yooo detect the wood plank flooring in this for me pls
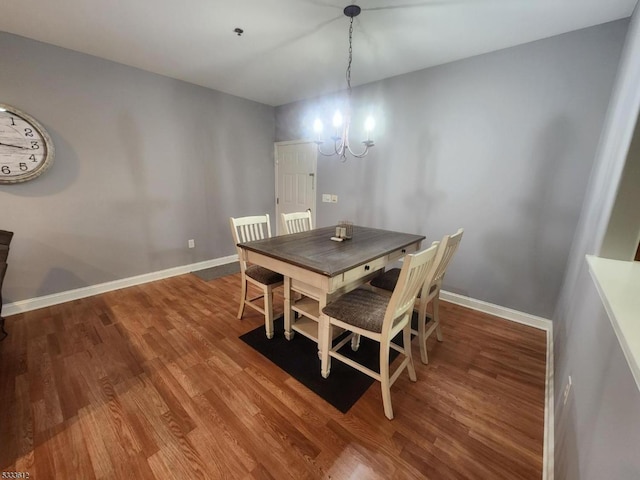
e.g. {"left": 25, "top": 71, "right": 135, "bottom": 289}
{"left": 0, "top": 273, "right": 547, "bottom": 479}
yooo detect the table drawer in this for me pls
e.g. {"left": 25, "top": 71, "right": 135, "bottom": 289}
{"left": 387, "top": 243, "right": 420, "bottom": 262}
{"left": 339, "top": 255, "right": 389, "bottom": 287}
{"left": 329, "top": 243, "right": 420, "bottom": 291}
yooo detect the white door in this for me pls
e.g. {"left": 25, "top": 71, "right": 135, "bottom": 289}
{"left": 275, "top": 141, "right": 317, "bottom": 235}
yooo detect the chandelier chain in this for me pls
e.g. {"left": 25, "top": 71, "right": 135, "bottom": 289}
{"left": 346, "top": 16, "right": 354, "bottom": 95}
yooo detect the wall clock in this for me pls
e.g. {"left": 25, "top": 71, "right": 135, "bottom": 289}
{"left": 0, "top": 104, "right": 55, "bottom": 184}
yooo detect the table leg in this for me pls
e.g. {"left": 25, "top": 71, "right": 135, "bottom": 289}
{"left": 351, "top": 334, "right": 361, "bottom": 351}
{"left": 317, "top": 293, "right": 328, "bottom": 358}
{"left": 284, "top": 276, "right": 294, "bottom": 340}
{"left": 319, "top": 313, "right": 331, "bottom": 378}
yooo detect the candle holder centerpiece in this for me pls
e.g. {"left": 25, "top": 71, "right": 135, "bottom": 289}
{"left": 337, "top": 220, "right": 353, "bottom": 240}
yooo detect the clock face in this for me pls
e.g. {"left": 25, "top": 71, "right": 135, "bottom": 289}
{"left": 0, "top": 104, "right": 55, "bottom": 184}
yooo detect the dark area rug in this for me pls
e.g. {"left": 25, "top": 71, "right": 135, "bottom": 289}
{"left": 239, "top": 315, "right": 415, "bottom": 413}
{"left": 192, "top": 262, "right": 240, "bottom": 281}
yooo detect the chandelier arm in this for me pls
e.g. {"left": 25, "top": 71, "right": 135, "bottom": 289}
{"left": 345, "top": 142, "right": 373, "bottom": 158}
{"left": 335, "top": 135, "right": 345, "bottom": 157}
{"left": 315, "top": 141, "right": 339, "bottom": 157}
{"left": 337, "top": 120, "right": 349, "bottom": 160}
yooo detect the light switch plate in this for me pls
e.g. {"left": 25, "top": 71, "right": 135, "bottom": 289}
{"left": 322, "top": 194, "right": 331, "bottom": 203}
{"left": 331, "top": 195, "right": 338, "bottom": 203}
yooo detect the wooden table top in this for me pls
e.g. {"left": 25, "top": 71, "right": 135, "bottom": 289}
{"left": 238, "top": 225, "right": 425, "bottom": 277}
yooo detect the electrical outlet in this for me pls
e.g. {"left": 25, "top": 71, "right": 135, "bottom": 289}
{"left": 188, "top": 239, "right": 195, "bottom": 249}
{"left": 562, "top": 375, "right": 572, "bottom": 405}
{"left": 322, "top": 194, "right": 331, "bottom": 203}
{"left": 331, "top": 194, "right": 338, "bottom": 203}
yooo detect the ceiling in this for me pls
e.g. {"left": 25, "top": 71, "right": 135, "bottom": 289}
{"left": 1, "top": 0, "right": 637, "bottom": 106}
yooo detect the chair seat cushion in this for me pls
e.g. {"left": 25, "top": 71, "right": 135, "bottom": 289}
{"left": 246, "top": 265, "right": 283, "bottom": 285}
{"left": 371, "top": 268, "right": 437, "bottom": 297}
{"left": 322, "top": 288, "right": 390, "bottom": 333}
{"left": 370, "top": 268, "right": 401, "bottom": 292}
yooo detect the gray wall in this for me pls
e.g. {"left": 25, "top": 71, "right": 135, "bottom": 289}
{"left": 0, "top": 32, "right": 275, "bottom": 302}
{"left": 554, "top": 5, "right": 640, "bottom": 479}
{"left": 276, "top": 21, "right": 628, "bottom": 319}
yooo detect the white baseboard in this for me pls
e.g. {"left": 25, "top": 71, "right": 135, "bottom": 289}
{"left": 440, "top": 290, "right": 552, "bottom": 331}
{"left": 2, "top": 254, "right": 238, "bottom": 316}
{"left": 543, "top": 328, "right": 555, "bottom": 480}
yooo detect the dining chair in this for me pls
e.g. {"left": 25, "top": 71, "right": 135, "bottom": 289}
{"left": 0, "top": 262, "right": 7, "bottom": 341}
{"left": 281, "top": 210, "right": 313, "bottom": 234}
{"left": 281, "top": 210, "right": 314, "bottom": 313}
{"left": 319, "top": 243, "right": 439, "bottom": 420}
{"left": 370, "top": 228, "right": 464, "bottom": 364}
{"left": 0, "top": 230, "right": 12, "bottom": 342}
{"left": 229, "top": 215, "right": 284, "bottom": 339}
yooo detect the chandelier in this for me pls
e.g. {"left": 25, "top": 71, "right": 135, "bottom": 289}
{"left": 313, "top": 5, "right": 375, "bottom": 161}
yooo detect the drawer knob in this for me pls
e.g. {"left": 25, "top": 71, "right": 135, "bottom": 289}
{"left": 364, "top": 265, "right": 370, "bottom": 271}
{"left": 401, "top": 249, "right": 406, "bottom": 253}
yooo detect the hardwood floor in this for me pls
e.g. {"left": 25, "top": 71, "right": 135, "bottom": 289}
{"left": 0, "top": 273, "right": 547, "bottom": 479}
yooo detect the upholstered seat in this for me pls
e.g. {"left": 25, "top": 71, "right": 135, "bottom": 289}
{"left": 319, "top": 243, "right": 440, "bottom": 420}
{"left": 370, "top": 228, "right": 464, "bottom": 364}
{"left": 321, "top": 288, "right": 390, "bottom": 333}
{"left": 245, "top": 265, "right": 283, "bottom": 285}
{"left": 229, "top": 215, "right": 284, "bottom": 339}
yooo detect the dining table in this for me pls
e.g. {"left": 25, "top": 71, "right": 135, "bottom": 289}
{"left": 236, "top": 225, "right": 425, "bottom": 345}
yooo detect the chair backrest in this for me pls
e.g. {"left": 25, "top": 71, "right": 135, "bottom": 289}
{"left": 424, "top": 228, "right": 464, "bottom": 298}
{"left": 229, "top": 214, "right": 273, "bottom": 271}
{"left": 0, "top": 262, "right": 7, "bottom": 314}
{"left": 0, "top": 230, "right": 13, "bottom": 247}
{"left": 382, "top": 243, "right": 439, "bottom": 336}
{"left": 281, "top": 211, "right": 313, "bottom": 234}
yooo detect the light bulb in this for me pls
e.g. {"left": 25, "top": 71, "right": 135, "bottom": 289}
{"left": 313, "top": 118, "right": 324, "bottom": 143}
{"left": 365, "top": 116, "right": 375, "bottom": 132}
{"left": 332, "top": 111, "right": 343, "bottom": 128}
{"left": 365, "top": 116, "right": 375, "bottom": 142}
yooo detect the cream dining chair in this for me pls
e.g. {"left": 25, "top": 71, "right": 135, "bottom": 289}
{"left": 229, "top": 215, "right": 284, "bottom": 339}
{"left": 281, "top": 210, "right": 314, "bottom": 308}
{"left": 281, "top": 210, "right": 313, "bottom": 234}
{"left": 319, "top": 243, "right": 439, "bottom": 420}
{"left": 370, "top": 228, "right": 464, "bottom": 364}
